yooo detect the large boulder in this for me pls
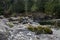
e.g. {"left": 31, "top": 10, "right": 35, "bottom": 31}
{"left": 0, "top": 15, "right": 5, "bottom": 19}
{"left": 9, "top": 17, "right": 20, "bottom": 21}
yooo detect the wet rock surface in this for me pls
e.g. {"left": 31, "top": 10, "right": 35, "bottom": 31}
{"left": 0, "top": 16, "right": 60, "bottom": 40}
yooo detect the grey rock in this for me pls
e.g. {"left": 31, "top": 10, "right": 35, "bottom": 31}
{"left": 0, "top": 30, "right": 10, "bottom": 40}
{"left": 0, "top": 15, "right": 4, "bottom": 19}
{"left": 9, "top": 17, "right": 20, "bottom": 21}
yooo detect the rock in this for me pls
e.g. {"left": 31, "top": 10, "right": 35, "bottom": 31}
{"left": 0, "top": 24, "right": 9, "bottom": 32}
{"left": 0, "top": 24, "right": 10, "bottom": 40}
{"left": 27, "top": 32, "right": 32, "bottom": 36}
{"left": 12, "top": 21, "right": 19, "bottom": 24}
{"left": 29, "top": 22, "right": 40, "bottom": 27}
{"left": 0, "top": 15, "right": 4, "bottom": 19}
{"left": 19, "top": 17, "right": 34, "bottom": 24}
{"left": 0, "top": 17, "right": 60, "bottom": 40}
{"left": 0, "top": 32, "right": 8, "bottom": 40}
{"left": 9, "top": 17, "right": 20, "bottom": 21}
{"left": 1, "top": 18, "right": 9, "bottom": 23}
{"left": 6, "top": 22, "right": 14, "bottom": 28}
{"left": 27, "top": 26, "right": 53, "bottom": 34}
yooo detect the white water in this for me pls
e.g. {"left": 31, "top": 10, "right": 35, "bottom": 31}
{"left": 0, "top": 18, "right": 60, "bottom": 40}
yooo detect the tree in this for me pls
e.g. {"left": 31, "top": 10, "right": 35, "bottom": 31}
{"left": 31, "top": 0, "right": 38, "bottom": 12}
{"left": 44, "top": 0, "right": 55, "bottom": 15}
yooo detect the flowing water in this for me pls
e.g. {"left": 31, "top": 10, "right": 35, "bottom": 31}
{"left": 0, "top": 17, "right": 60, "bottom": 40}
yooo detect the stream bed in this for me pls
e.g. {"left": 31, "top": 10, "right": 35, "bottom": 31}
{"left": 0, "top": 17, "right": 60, "bottom": 40}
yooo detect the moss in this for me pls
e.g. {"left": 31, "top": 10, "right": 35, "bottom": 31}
{"left": 27, "top": 25, "right": 34, "bottom": 32}
{"left": 27, "top": 25, "right": 53, "bottom": 34}
{"left": 43, "top": 27, "right": 53, "bottom": 34}
{"left": 8, "top": 24, "right": 14, "bottom": 28}
{"left": 36, "top": 26, "right": 44, "bottom": 34}
{"left": 6, "top": 22, "right": 14, "bottom": 28}
{"left": 33, "top": 27, "right": 38, "bottom": 32}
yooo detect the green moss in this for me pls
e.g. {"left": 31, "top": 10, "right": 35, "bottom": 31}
{"left": 36, "top": 26, "right": 44, "bottom": 34}
{"left": 27, "top": 25, "right": 34, "bottom": 32}
{"left": 8, "top": 24, "right": 14, "bottom": 28}
{"left": 27, "top": 25, "right": 53, "bottom": 34}
{"left": 43, "top": 27, "right": 53, "bottom": 34}
{"left": 6, "top": 22, "right": 14, "bottom": 28}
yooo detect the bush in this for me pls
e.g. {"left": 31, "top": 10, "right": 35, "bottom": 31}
{"left": 27, "top": 25, "right": 53, "bottom": 35}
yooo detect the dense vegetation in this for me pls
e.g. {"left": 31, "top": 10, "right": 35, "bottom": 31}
{"left": 0, "top": 0, "right": 60, "bottom": 18}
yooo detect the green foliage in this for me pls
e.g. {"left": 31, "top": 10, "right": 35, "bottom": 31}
{"left": 45, "top": 1, "right": 54, "bottom": 14}
{"left": 0, "top": 0, "right": 4, "bottom": 15}
{"left": 31, "top": 4, "right": 38, "bottom": 12}
{"left": 27, "top": 25, "right": 53, "bottom": 34}
{"left": 12, "top": 0, "right": 24, "bottom": 13}
{"left": 0, "top": 0, "right": 60, "bottom": 18}
{"left": 27, "top": 0, "right": 33, "bottom": 11}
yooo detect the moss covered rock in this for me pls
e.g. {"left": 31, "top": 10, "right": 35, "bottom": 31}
{"left": 43, "top": 27, "right": 53, "bottom": 34}
{"left": 6, "top": 22, "right": 14, "bottom": 28}
{"left": 27, "top": 25, "right": 35, "bottom": 32}
{"left": 27, "top": 25, "right": 53, "bottom": 34}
